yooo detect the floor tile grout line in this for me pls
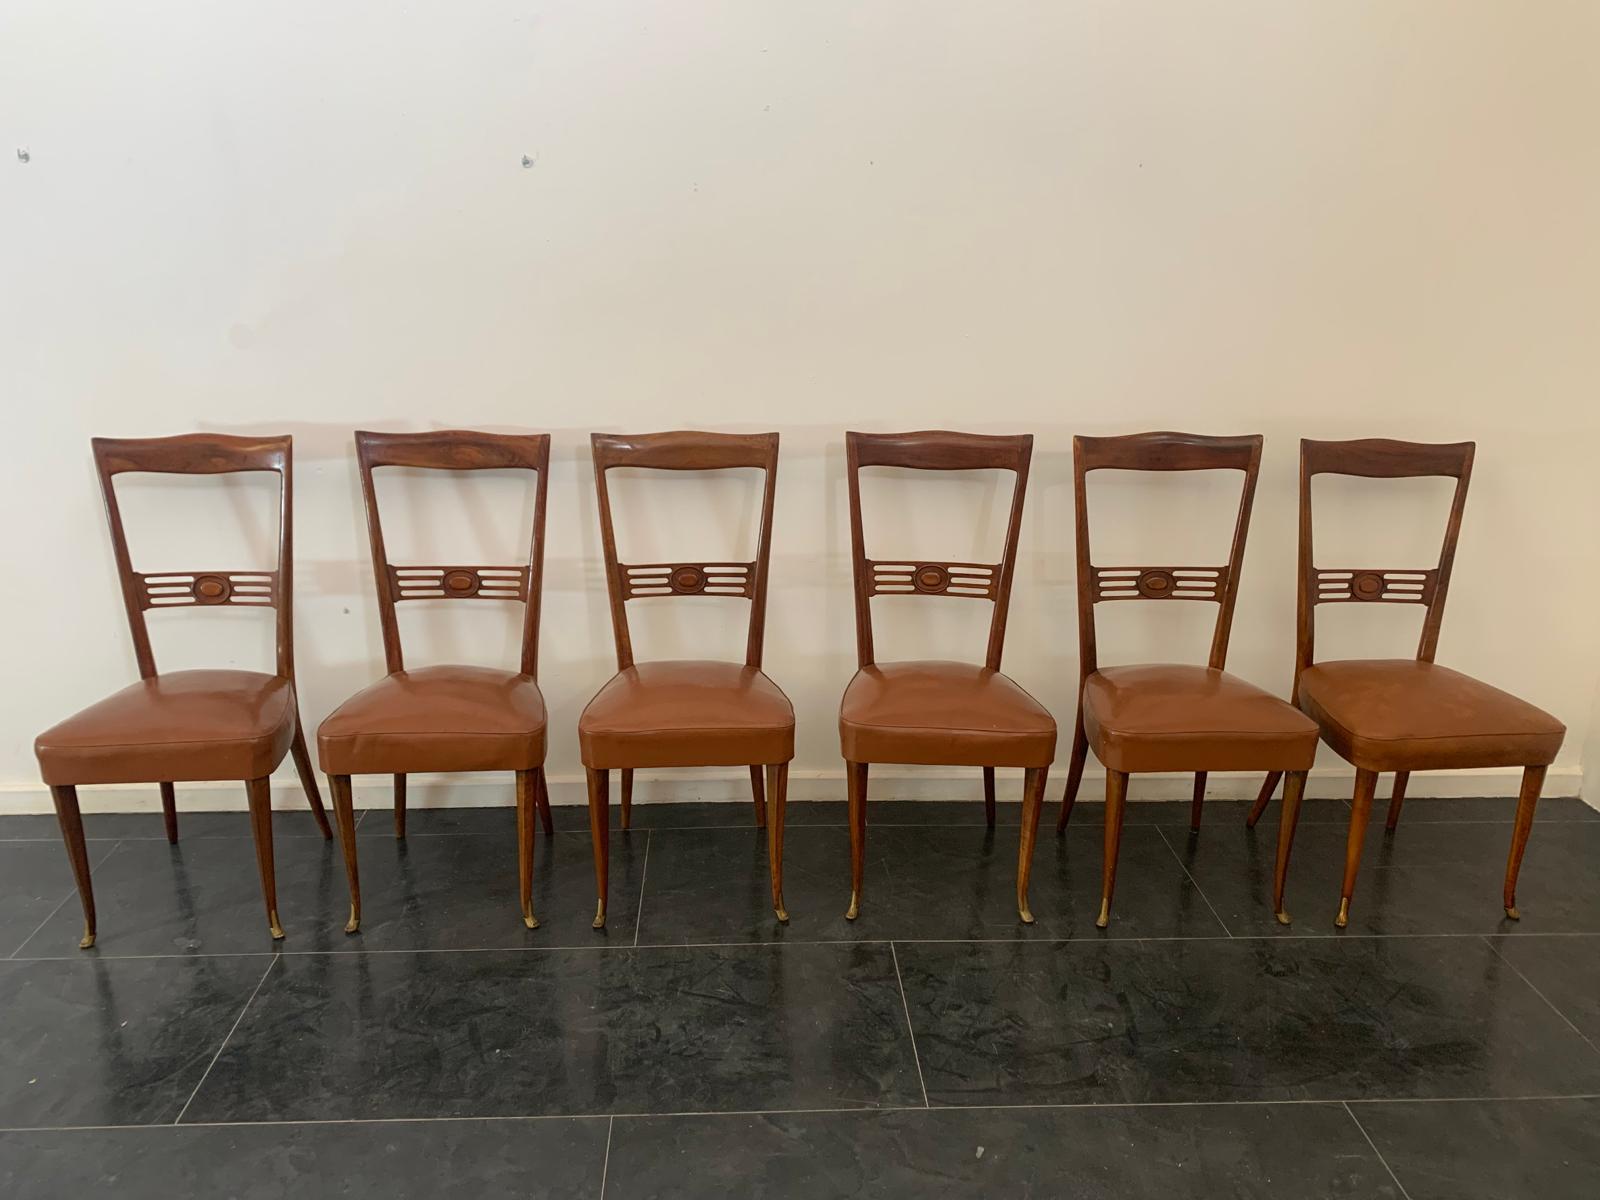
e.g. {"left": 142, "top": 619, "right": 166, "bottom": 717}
{"left": 8, "top": 929, "right": 1598, "bottom": 964}
{"left": 0, "top": 815, "right": 1561, "bottom": 841}
{"left": 632, "top": 832, "right": 651, "bottom": 948}
{"left": 8, "top": 841, "right": 124, "bottom": 959}
{"left": 1480, "top": 935, "right": 1600, "bottom": 1058}
{"left": 598, "top": 1115, "right": 614, "bottom": 1199}
{"left": 1341, "top": 1101, "right": 1414, "bottom": 1200}
{"left": 889, "top": 942, "right": 930, "bottom": 1108}
{"left": 5, "top": 1093, "right": 1600, "bottom": 1135}
{"left": 10, "top": 810, "right": 1577, "bottom": 842}
{"left": 172, "top": 956, "right": 279, "bottom": 1126}
{"left": 1153, "top": 826, "right": 1235, "bottom": 937}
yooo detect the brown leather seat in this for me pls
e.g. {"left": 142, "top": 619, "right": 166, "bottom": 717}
{"left": 839, "top": 660, "right": 1056, "bottom": 768}
{"left": 318, "top": 665, "right": 547, "bottom": 776}
{"left": 1298, "top": 659, "right": 1564, "bottom": 772}
{"left": 579, "top": 659, "right": 794, "bottom": 769}
{"left": 1083, "top": 664, "right": 1318, "bottom": 774}
{"left": 36, "top": 669, "right": 295, "bottom": 787}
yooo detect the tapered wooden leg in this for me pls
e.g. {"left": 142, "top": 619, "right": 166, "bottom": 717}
{"left": 288, "top": 712, "right": 333, "bottom": 840}
{"left": 1016, "top": 765, "right": 1048, "bottom": 923}
{"left": 750, "top": 765, "right": 767, "bottom": 828}
{"left": 1246, "top": 771, "right": 1282, "bottom": 829}
{"left": 845, "top": 761, "right": 868, "bottom": 919}
{"left": 619, "top": 768, "right": 633, "bottom": 831}
{"left": 587, "top": 768, "right": 610, "bottom": 928}
{"left": 329, "top": 774, "right": 361, "bottom": 933}
{"left": 1272, "top": 770, "right": 1308, "bottom": 924}
{"left": 983, "top": 767, "right": 997, "bottom": 829}
{"left": 1336, "top": 769, "right": 1378, "bottom": 928}
{"left": 1056, "top": 706, "right": 1089, "bottom": 832}
{"left": 1384, "top": 771, "right": 1410, "bottom": 832}
{"left": 393, "top": 774, "right": 407, "bottom": 838}
{"left": 160, "top": 782, "right": 178, "bottom": 844}
{"left": 1503, "top": 764, "right": 1547, "bottom": 920}
{"left": 245, "top": 776, "right": 284, "bottom": 939}
{"left": 765, "top": 763, "right": 789, "bottom": 922}
{"left": 535, "top": 768, "right": 554, "bottom": 835}
{"left": 516, "top": 769, "right": 540, "bottom": 929}
{"left": 1097, "top": 770, "right": 1130, "bottom": 928}
{"left": 1190, "top": 772, "right": 1207, "bottom": 831}
{"left": 50, "top": 784, "right": 96, "bottom": 949}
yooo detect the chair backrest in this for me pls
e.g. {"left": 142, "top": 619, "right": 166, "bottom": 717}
{"left": 845, "top": 430, "right": 1033, "bottom": 671}
{"left": 92, "top": 433, "right": 297, "bottom": 681}
{"left": 1072, "top": 431, "right": 1264, "bottom": 678}
{"left": 1295, "top": 437, "right": 1475, "bottom": 688}
{"left": 590, "top": 431, "right": 780, "bottom": 671}
{"left": 355, "top": 430, "right": 551, "bottom": 677}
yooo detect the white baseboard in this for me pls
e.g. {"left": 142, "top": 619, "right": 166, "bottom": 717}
{"left": 0, "top": 764, "right": 1586, "bottom": 816}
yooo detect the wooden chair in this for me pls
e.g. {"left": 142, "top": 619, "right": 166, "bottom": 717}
{"left": 34, "top": 434, "right": 331, "bottom": 948}
{"left": 1248, "top": 439, "right": 1564, "bottom": 926}
{"left": 840, "top": 431, "right": 1056, "bottom": 923}
{"left": 1052, "top": 432, "right": 1319, "bottom": 928}
{"left": 579, "top": 432, "right": 794, "bottom": 927}
{"left": 317, "top": 430, "right": 553, "bottom": 933}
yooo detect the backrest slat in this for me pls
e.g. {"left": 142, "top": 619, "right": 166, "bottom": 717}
{"left": 1072, "top": 431, "right": 1265, "bottom": 676}
{"left": 1296, "top": 438, "right": 1475, "bottom": 684}
{"left": 590, "top": 431, "right": 781, "bottom": 671}
{"left": 845, "top": 430, "right": 1033, "bottom": 671}
{"left": 355, "top": 429, "right": 551, "bottom": 677}
{"left": 91, "top": 433, "right": 295, "bottom": 680}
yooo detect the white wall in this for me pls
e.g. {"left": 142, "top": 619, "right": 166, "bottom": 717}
{"left": 4, "top": 2, "right": 1598, "bottom": 811}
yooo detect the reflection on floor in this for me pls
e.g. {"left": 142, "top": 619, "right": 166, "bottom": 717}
{"left": 1, "top": 794, "right": 1598, "bottom": 1198}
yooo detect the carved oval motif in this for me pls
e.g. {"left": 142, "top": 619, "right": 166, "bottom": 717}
{"left": 671, "top": 566, "right": 706, "bottom": 594}
{"left": 443, "top": 569, "right": 479, "bottom": 595}
{"left": 1352, "top": 572, "right": 1385, "bottom": 601}
{"left": 913, "top": 564, "right": 949, "bottom": 594}
{"left": 193, "top": 575, "right": 231, "bottom": 604}
{"left": 1137, "top": 570, "right": 1175, "bottom": 599}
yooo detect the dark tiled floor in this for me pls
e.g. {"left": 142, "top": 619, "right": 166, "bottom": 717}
{"left": 2, "top": 793, "right": 1598, "bottom": 1199}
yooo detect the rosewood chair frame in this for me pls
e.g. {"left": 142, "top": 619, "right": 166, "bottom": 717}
{"left": 587, "top": 431, "right": 787, "bottom": 927}
{"left": 1054, "top": 432, "right": 1292, "bottom": 927}
{"left": 327, "top": 429, "right": 554, "bottom": 933}
{"left": 1244, "top": 438, "right": 1523, "bottom": 927}
{"left": 843, "top": 430, "right": 1044, "bottom": 922}
{"left": 50, "top": 434, "right": 331, "bottom": 948}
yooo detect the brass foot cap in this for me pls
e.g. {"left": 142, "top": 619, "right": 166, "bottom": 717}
{"left": 79, "top": 931, "right": 96, "bottom": 950}
{"left": 845, "top": 892, "right": 860, "bottom": 921}
{"left": 269, "top": 924, "right": 286, "bottom": 940}
{"left": 1019, "top": 906, "right": 1035, "bottom": 925}
{"left": 1505, "top": 905, "right": 1520, "bottom": 920}
{"left": 1275, "top": 911, "right": 1292, "bottom": 926}
{"left": 1095, "top": 898, "right": 1111, "bottom": 929}
{"left": 774, "top": 906, "right": 789, "bottom": 924}
{"left": 1335, "top": 898, "right": 1350, "bottom": 928}
{"left": 592, "top": 900, "right": 607, "bottom": 930}
{"left": 344, "top": 919, "right": 360, "bottom": 935}
{"left": 523, "top": 913, "right": 540, "bottom": 930}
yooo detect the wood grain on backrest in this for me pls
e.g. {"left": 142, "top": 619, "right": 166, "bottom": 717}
{"left": 845, "top": 430, "right": 1034, "bottom": 671}
{"left": 91, "top": 433, "right": 295, "bottom": 680}
{"left": 1296, "top": 438, "right": 1475, "bottom": 683}
{"left": 1072, "top": 431, "right": 1265, "bottom": 678}
{"left": 355, "top": 429, "right": 551, "bottom": 677}
{"left": 590, "top": 431, "right": 781, "bottom": 671}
